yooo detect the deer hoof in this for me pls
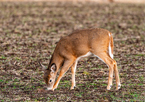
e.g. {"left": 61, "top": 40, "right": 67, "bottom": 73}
{"left": 70, "top": 86, "right": 76, "bottom": 90}
{"left": 107, "top": 85, "right": 112, "bottom": 90}
{"left": 116, "top": 84, "right": 121, "bottom": 90}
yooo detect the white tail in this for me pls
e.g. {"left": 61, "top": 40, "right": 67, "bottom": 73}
{"left": 41, "top": 28, "right": 121, "bottom": 91}
{"left": 108, "top": 33, "right": 114, "bottom": 59}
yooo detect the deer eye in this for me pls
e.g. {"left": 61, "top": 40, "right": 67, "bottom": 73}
{"left": 50, "top": 80, "right": 52, "bottom": 82}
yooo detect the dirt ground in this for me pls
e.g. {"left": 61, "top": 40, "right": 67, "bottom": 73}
{"left": 0, "top": 2, "right": 145, "bottom": 101}
{"left": 1, "top": 0, "right": 145, "bottom": 4}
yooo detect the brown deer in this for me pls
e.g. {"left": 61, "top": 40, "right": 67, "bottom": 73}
{"left": 40, "top": 28, "right": 121, "bottom": 91}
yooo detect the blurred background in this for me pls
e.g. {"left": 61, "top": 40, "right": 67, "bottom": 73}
{"left": 0, "top": 0, "right": 145, "bottom": 101}
{"left": 0, "top": 0, "right": 145, "bottom": 3}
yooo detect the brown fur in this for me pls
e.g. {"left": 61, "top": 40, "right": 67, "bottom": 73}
{"left": 43, "top": 28, "right": 121, "bottom": 91}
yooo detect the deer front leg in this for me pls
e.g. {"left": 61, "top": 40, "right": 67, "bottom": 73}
{"left": 52, "top": 59, "right": 74, "bottom": 91}
{"left": 71, "top": 61, "right": 78, "bottom": 90}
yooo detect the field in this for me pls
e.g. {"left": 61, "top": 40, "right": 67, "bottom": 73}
{"left": 0, "top": 2, "right": 145, "bottom": 101}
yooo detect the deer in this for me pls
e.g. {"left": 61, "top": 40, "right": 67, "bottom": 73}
{"left": 40, "top": 28, "right": 121, "bottom": 91}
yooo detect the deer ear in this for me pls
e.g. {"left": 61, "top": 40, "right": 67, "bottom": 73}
{"left": 39, "top": 62, "right": 47, "bottom": 70}
{"left": 50, "top": 64, "right": 56, "bottom": 73}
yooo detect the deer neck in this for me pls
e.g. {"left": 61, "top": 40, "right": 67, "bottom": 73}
{"left": 49, "top": 53, "right": 63, "bottom": 72}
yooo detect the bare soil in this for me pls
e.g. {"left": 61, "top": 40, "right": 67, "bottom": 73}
{"left": 0, "top": 2, "right": 145, "bottom": 101}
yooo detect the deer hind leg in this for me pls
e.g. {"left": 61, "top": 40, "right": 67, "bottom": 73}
{"left": 113, "top": 61, "right": 121, "bottom": 90}
{"left": 93, "top": 52, "right": 116, "bottom": 90}
{"left": 70, "top": 60, "right": 78, "bottom": 90}
{"left": 52, "top": 58, "right": 75, "bottom": 91}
